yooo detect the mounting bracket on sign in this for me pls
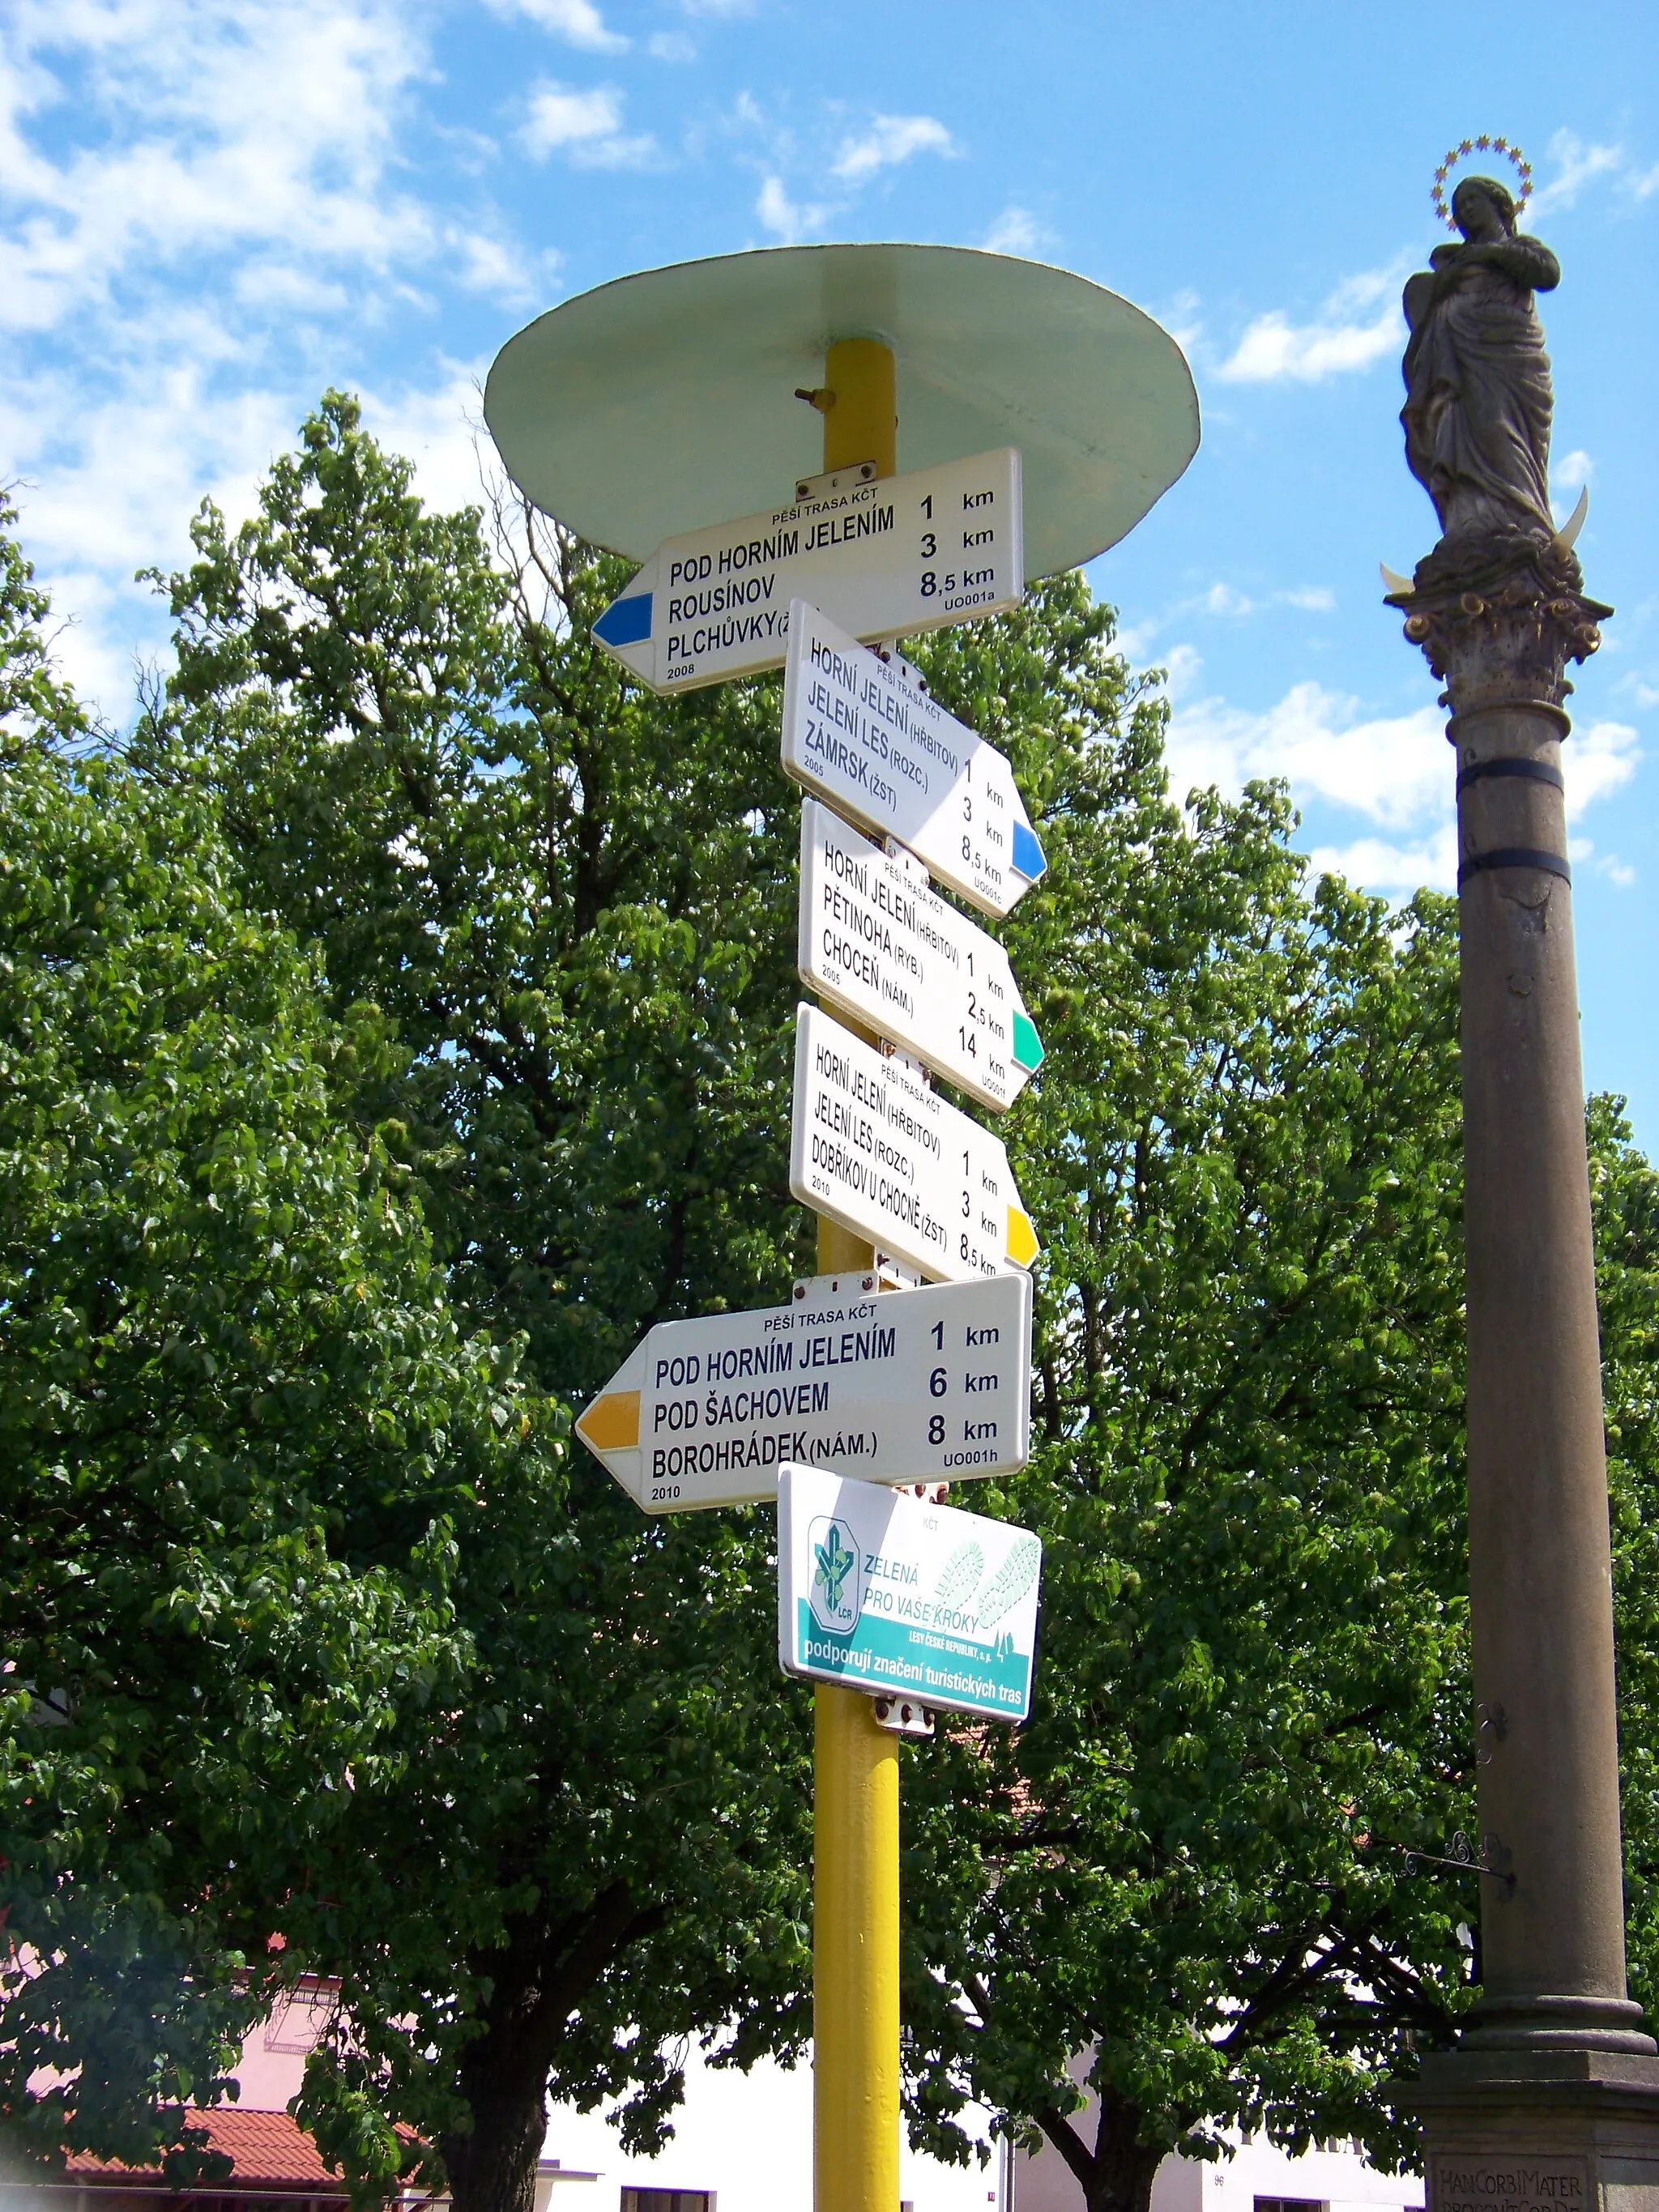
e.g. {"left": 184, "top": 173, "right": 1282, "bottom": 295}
{"left": 875, "top": 1249, "right": 922, "bottom": 1290}
{"left": 872, "top": 1695, "right": 935, "bottom": 1737}
{"left": 792, "top": 1272, "right": 878, "bottom": 1302}
{"left": 794, "top": 460, "right": 879, "bottom": 501}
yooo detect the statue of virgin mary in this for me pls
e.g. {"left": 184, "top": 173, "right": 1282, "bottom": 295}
{"left": 1401, "top": 175, "right": 1561, "bottom": 580}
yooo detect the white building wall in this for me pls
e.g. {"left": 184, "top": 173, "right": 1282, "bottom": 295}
{"left": 1013, "top": 2108, "right": 1424, "bottom": 2212}
{"left": 229, "top": 1998, "right": 1423, "bottom": 2212}
{"left": 544, "top": 2049, "right": 1424, "bottom": 2212}
{"left": 543, "top": 2044, "right": 1005, "bottom": 2212}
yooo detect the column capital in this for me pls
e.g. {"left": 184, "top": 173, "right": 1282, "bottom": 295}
{"left": 1388, "top": 545, "right": 1613, "bottom": 716}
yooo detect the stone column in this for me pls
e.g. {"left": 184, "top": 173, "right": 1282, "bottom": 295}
{"left": 1393, "top": 565, "right": 1659, "bottom": 2211}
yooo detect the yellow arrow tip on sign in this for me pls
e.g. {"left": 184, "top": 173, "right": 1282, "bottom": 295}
{"left": 1005, "top": 1207, "right": 1040, "bottom": 1270}
{"left": 577, "top": 1391, "right": 641, "bottom": 1454}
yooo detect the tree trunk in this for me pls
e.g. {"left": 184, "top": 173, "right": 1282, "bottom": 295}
{"left": 439, "top": 1886, "right": 660, "bottom": 2212}
{"left": 441, "top": 2048, "right": 549, "bottom": 2212}
{"left": 1038, "top": 2086, "right": 1165, "bottom": 2212}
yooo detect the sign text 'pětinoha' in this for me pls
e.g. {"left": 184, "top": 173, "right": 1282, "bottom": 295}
{"left": 798, "top": 798, "right": 1042, "bottom": 1112}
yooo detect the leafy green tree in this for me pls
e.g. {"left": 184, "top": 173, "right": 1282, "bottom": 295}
{"left": 889, "top": 598, "right": 1473, "bottom": 2212}
{"left": 1594, "top": 1097, "right": 1659, "bottom": 2027}
{"left": 0, "top": 488, "right": 90, "bottom": 759}
{"left": 142, "top": 398, "right": 817, "bottom": 2212}
{"left": 151, "top": 405, "right": 1481, "bottom": 2212}
{"left": 0, "top": 651, "right": 556, "bottom": 2180}
{"left": 135, "top": 402, "right": 1659, "bottom": 2212}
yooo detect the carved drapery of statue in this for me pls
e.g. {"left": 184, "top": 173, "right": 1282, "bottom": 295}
{"left": 1400, "top": 175, "right": 1565, "bottom": 595}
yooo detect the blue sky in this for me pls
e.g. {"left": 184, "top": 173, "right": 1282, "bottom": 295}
{"left": 4, "top": 1, "right": 1657, "bottom": 1141}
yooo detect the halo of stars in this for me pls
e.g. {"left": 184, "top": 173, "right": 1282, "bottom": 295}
{"left": 1432, "top": 136, "right": 1533, "bottom": 230}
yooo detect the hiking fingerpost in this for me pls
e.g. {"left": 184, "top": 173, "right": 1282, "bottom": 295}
{"left": 487, "top": 242, "right": 1198, "bottom": 2212}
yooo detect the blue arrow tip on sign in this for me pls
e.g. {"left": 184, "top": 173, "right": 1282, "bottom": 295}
{"left": 1011, "top": 820, "right": 1046, "bottom": 882}
{"left": 594, "top": 592, "right": 652, "bottom": 649}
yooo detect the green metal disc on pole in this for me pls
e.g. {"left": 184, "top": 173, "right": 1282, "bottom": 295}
{"left": 484, "top": 242, "right": 1199, "bottom": 581}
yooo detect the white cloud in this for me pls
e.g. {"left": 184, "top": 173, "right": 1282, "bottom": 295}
{"left": 0, "top": 0, "right": 435, "bottom": 334}
{"left": 1529, "top": 129, "right": 1623, "bottom": 216}
{"left": 757, "top": 175, "right": 829, "bottom": 242}
{"left": 1158, "top": 653, "right": 1644, "bottom": 897}
{"left": 359, "top": 364, "right": 493, "bottom": 518}
{"left": 1566, "top": 718, "right": 1642, "bottom": 816}
{"left": 1554, "top": 448, "right": 1593, "bottom": 493}
{"left": 518, "top": 79, "right": 655, "bottom": 166}
{"left": 1219, "top": 299, "right": 1398, "bottom": 384}
{"left": 648, "top": 30, "right": 697, "bottom": 59}
{"left": 1505, "top": 127, "right": 1659, "bottom": 218}
{"left": 1172, "top": 582, "right": 1336, "bottom": 621}
{"left": 1166, "top": 675, "right": 1448, "bottom": 829}
{"left": 983, "top": 206, "right": 1042, "bottom": 255}
{"left": 831, "top": 113, "right": 954, "bottom": 184}
{"left": 0, "top": 0, "right": 555, "bottom": 726}
{"left": 1203, "top": 582, "right": 1254, "bottom": 617}
{"left": 1142, "top": 286, "right": 1204, "bottom": 360}
{"left": 1217, "top": 258, "right": 1409, "bottom": 385}
{"left": 0, "top": 356, "right": 305, "bottom": 716}
{"left": 1306, "top": 828, "right": 1460, "bottom": 896}
{"left": 484, "top": 0, "right": 628, "bottom": 52}
{"left": 449, "top": 228, "right": 557, "bottom": 304}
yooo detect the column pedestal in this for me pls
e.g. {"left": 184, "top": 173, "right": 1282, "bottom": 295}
{"left": 1415, "top": 2049, "right": 1659, "bottom": 2212}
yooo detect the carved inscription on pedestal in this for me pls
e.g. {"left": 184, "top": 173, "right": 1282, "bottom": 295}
{"left": 1431, "top": 2158, "right": 1591, "bottom": 2212}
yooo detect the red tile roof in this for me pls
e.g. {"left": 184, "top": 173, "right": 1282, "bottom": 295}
{"left": 65, "top": 2109, "right": 347, "bottom": 2193}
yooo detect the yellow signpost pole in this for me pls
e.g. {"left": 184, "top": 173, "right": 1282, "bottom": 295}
{"left": 810, "top": 334, "right": 901, "bottom": 2212}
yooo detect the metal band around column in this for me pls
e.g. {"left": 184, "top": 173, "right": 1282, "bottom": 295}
{"left": 1457, "top": 846, "right": 1573, "bottom": 887}
{"left": 1455, "top": 757, "right": 1566, "bottom": 797}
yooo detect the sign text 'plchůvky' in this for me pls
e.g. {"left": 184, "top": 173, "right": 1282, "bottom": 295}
{"left": 592, "top": 449, "right": 1022, "bottom": 696}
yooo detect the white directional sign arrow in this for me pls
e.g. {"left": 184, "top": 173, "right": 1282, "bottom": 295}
{"left": 591, "top": 448, "right": 1022, "bottom": 696}
{"left": 791, "top": 1002, "right": 1040, "bottom": 1285}
{"left": 780, "top": 599, "right": 1046, "bottom": 918}
{"left": 575, "top": 1269, "right": 1032, "bottom": 1514}
{"left": 798, "top": 799, "right": 1043, "bottom": 1113}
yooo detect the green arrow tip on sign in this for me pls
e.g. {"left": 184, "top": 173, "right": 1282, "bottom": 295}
{"left": 1012, "top": 1011, "right": 1044, "bottom": 1074}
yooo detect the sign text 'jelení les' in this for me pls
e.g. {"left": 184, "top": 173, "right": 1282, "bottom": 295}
{"left": 790, "top": 1002, "right": 1038, "bottom": 1285}
{"left": 780, "top": 599, "right": 1044, "bottom": 918}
